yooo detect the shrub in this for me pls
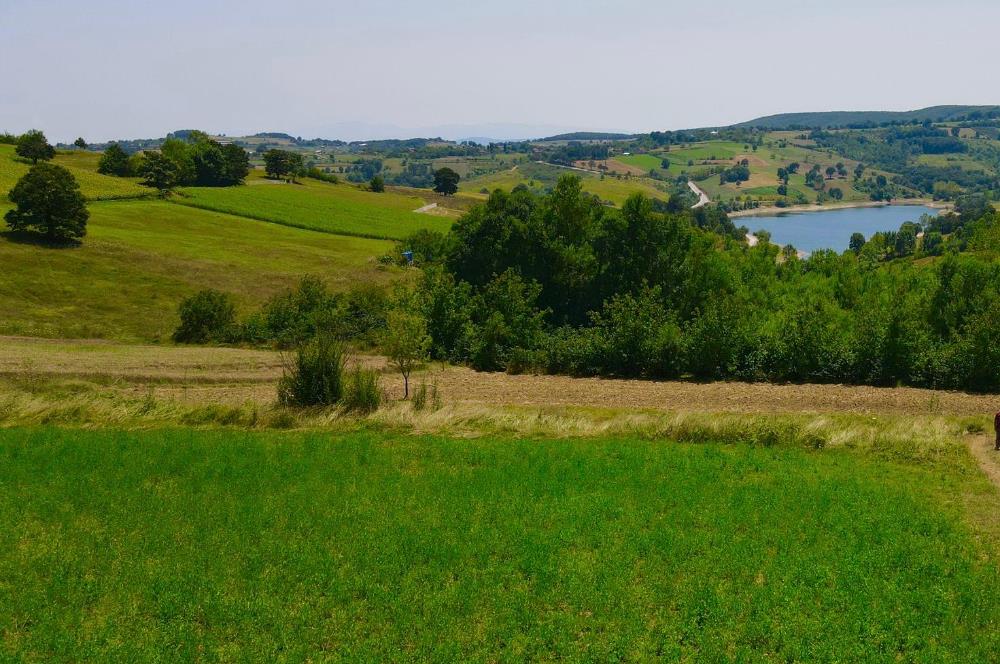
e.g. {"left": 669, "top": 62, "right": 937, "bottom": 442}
{"left": 410, "top": 380, "right": 441, "bottom": 411}
{"left": 173, "top": 290, "right": 236, "bottom": 343}
{"left": 411, "top": 381, "right": 428, "bottom": 410}
{"left": 277, "top": 335, "right": 345, "bottom": 407}
{"left": 252, "top": 277, "right": 388, "bottom": 349}
{"left": 306, "top": 167, "right": 339, "bottom": 184}
{"left": 343, "top": 367, "right": 382, "bottom": 414}
{"left": 396, "top": 229, "right": 450, "bottom": 266}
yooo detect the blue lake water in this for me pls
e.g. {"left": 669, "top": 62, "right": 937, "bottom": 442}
{"left": 740, "top": 205, "right": 939, "bottom": 253}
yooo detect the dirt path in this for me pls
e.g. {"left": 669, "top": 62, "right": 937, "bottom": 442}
{"left": 688, "top": 181, "right": 710, "bottom": 208}
{"left": 535, "top": 160, "right": 600, "bottom": 175}
{"left": 413, "top": 203, "right": 438, "bottom": 214}
{"left": 968, "top": 435, "right": 1000, "bottom": 490}
{"left": 4, "top": 336, "right": 999, "bottom": 418}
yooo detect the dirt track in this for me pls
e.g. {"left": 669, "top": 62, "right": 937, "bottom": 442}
{"left": 3, "top": 337, "right": 998, "bottom": 417}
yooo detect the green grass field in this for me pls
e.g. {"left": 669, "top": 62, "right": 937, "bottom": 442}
{"left": 615, "top": 153, "right": 664, "bottom": 171}
{"left": 462, "top": 162, "right": 668, "bottom": 205}
{"left": 0, "top": 201, "right": 393, "bottom": 340}
{"left": 0, "top": 145, "right": 149, "bottom": 202}
{"left": 175, "top": 178, "right": 453, "bottom": 240}
{"left": 916, "top": 152, "right": 996, "bottom": 174}
{"left": 1, "top": 426, "right": 998, "bottom": 660}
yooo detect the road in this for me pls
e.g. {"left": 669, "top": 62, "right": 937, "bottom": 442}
{"left": 688, "top": 181, "right": 710, "bottom": 208}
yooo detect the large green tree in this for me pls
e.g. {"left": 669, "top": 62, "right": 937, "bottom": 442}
{"left": 433, "top": 167, "right": 460, "bottom": 196}
{"left": 15, "top": 130, "right": 55, "bottom": 164}
{"left": 139, "top": 152, "right": 179, "bottom": 195}
{"left": 263, "top": 149, "right": 303, "bottom": 180}
{"left": 5, "top": 163, "right": 89, "bottom": 242}
{"left": 98, "top": 143, "right": 131, "bottom": 176}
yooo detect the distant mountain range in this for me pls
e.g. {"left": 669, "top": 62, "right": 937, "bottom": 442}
{"left": 302, "top": 121, "right": 607, "bottom": 143}
{"left": 536, "top": 132, "right": 637, "bottom": 142}
{"left": 733, "top": 105, "right": 1000, "bottom": 130}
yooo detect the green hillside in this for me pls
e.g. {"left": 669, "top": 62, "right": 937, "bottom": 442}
{"left": 735, "top": 105, "right": 1000, "bottom": 129}
{"left": 0, "top": 201, "right": 393, "bottom": 340}
{"left": 0, "top": 145, "right": 148, "bottom": 202}
{"left": 175, "top": 177, "right": 452, "bottom": 240}
{"left": 461, "top": 161, "right": 668, "bottom": 205}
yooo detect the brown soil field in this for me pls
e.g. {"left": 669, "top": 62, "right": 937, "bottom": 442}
{"left": 3, "top": 336, "right": 997, "bottom": 418}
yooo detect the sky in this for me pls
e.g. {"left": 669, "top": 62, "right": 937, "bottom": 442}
{"left": 1, "top": 0, "right": 998, "bottom": 142}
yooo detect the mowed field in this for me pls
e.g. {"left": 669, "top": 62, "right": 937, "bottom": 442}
{"left": 0, "top": 202, "right": 393, "bottom": 340}
{"left": 0, "top": 145, "right": 148, "bottom": 202}
{"left": 176, "top": 176, "right": 453, "bottom": 240}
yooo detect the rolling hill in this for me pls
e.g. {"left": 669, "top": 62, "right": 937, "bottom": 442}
{"left": 734, "top": 105, "right": 1000, "bottom": 129}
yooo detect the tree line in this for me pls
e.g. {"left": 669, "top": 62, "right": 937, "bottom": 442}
{"left": 399, "top": 175, "right": 1000, "bottom": 392}
{"left": 98, "top": 130, "right": 249, "bottom": 193}
{"left": 169, "top": 175, "right": 1000, "bottom": 397}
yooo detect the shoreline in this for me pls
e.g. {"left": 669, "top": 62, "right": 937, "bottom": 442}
{"left": 728, "top": 198, "right": 951, "bottom": 219}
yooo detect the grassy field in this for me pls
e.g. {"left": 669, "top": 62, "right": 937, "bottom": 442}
{"left": 916, "top": 152, "right": 996, "bottom": 174}
{"left": 1, "top": 426, "right": 998, "bottom": 660}
{"left": 175, "top": 177, "right": 453, "bottom": 240}
{"left": 0, "top": 145, "right": 148, "bottom": 202}
{"left": 0, "top": 201, "right": 393, "bottom": 340}
{"left": 611, "top": 137, "right": 901, "bottom": 206}
{"left": 2, "top": 336, "right": 1000, "bottom": 659}
{"left": 615, "top": 153, "right": 663, "bottom": 171}
{"left": 461, "top": 162, "right": 668, "bottom": 206}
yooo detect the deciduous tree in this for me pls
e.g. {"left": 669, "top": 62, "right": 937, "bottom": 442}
{"left": 5, "top": 163, "right": 88, "bottom": 243}
{"left": 98, "top": 143, "right": 130, "bottom": 176}
{"left": 383, "top": 308, "right": 430, "bottom": 398}
{"left": 139, "top": 152, "right": 179, "bottom": 195}
{"left": 433, "top": 167, "right": 460, "bottom": 196}
{"left": 15, "top": 130, "right": 55, "bottom": 164}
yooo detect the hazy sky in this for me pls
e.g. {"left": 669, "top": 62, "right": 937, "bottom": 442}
{"left": 2, "top": 0, "right": 998, "bottom": 142}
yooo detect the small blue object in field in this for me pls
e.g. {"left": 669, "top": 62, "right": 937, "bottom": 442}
{"left": 402, "top": 250, "right": 414, "bottom": 264}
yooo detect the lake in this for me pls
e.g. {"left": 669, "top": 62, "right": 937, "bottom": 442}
{"left": 739, "top": 205, "right": 940, "bottom": 253}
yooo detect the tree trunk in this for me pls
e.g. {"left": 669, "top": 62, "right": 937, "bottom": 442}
{"left": 403, "top": 373, "right": 409, "bottom": 399}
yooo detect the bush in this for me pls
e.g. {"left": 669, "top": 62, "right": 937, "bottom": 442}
{"left": 238, "top": 278, "right": 389, "bottom": 349}
{"left": 396, "top": 229, "right": 450, "bottom": 266}
{"left": 306, "top": 167, "right": 339, "bottom": 184}
{"left": 342, "top": 367, "right": 382, "bottom": 413}
{"left": 410, "top": 380, "right": 441, "bottom": 411}
{"left": 277, "top": 335, "right": 345, "bottom": 407}
{"left": 173, "top": 290, "right": 236, "bottom": 343}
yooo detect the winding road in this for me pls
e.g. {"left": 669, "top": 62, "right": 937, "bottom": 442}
{"left": 688, "top": 180, "right": 710, "bottom": 208}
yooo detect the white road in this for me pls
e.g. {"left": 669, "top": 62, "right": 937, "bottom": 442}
{"left": 688, "top": 181, "right": 710, "bottom": 208}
